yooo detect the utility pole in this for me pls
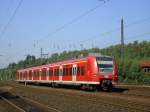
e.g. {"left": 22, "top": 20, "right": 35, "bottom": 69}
{"left": 40, "top": 48, "right": 48, "bottom": 59}
{"left": 121, "top": 18, "right": 125, "bottom": 79}
{"left": 80, "top": 44, "right": 84, "bottom": 50}
{"left": 40, "top": 48, "right": 43, "bottom": 58}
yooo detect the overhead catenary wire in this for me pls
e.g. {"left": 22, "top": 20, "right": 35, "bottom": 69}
{"left": 98, "top": 31, "right": 150, "bottom": 48}
{"left": 38, "top": 0, "right": 109, "bottom": 42}
{"left": 0, "top": 0, "right": 23, "bottom": 40}
{"left": 40, "top": 16, "right": 150, "bottom": 51}
{"left": 2, "top": 13, "right": 150, "bottom": 69}
{"left": 71, "top": 16, "right": 150, "bottom": 44}
{"left": 3, "top": 31, "right": 150, "bottom": 69}
{"left": 10, "top": 16, "right": 150, "bottom": 58}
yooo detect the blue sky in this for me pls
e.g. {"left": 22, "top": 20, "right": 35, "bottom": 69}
{"left": 0, "top": 0, "right": 150, "bottom": 68}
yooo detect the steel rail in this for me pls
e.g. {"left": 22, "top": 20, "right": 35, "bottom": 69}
{"left": 0, "top": 96, "right": 25, "bottom": 112}
{"left": 21, "top": 96, "right": 62, "bottom": 112}
{"left": 11, "top": 83, "right": 150, "bottom": 111}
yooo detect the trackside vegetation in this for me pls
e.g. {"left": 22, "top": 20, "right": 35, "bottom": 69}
{"left": 0, "top": 40, "right": 150, "bottom": 84}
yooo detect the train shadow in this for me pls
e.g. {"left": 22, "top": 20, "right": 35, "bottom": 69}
{"left": 0, "top": 91, "right": 19, "bottom": 99}
{"left": 18, "top": 82, "right": 129, "bottom": 93}
{"left": 110, "top": 87, "right": 129, "bottom": 93}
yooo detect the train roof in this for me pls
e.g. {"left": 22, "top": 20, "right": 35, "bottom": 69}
{"left": 17, "top": 53, "right": 113, "bottom": 72}
{"left": 17, "top": 56, "right": 91, "bottom": 72}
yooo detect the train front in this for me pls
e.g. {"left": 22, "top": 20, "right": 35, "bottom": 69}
{"left": 96, "top": 56, "right": 118, "bottom": 90}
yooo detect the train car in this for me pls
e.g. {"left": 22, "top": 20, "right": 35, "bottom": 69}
{"left": 16, "top": 53, "right": 118, "bottom": 90}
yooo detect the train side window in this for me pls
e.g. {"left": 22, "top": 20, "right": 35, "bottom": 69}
{"left": 50, "top": 70, "right": 52, "bottom": 76}
{"left": 57, "top": 69, "right": 59, "bottom": 76}
{"left": 21, "top": 73, "right": 23, "bottom": 79}
{"left": 36, "top": 71, "right": 38, "bottom": 77}
{"left": 29, "top": 71, "right": 30, "bottom": 78}
{"left": 81, "top": 66, "right": 84, "bottom": 76}
{"left": 52, "top": 69, "right": 54, "bottom": 76}
{"left": 24, "top": 72, "right": 26, "bottom": 79}
{"left": 63, "top": 68, "right": 65, "bottom": 76}
{"left": 52, "top": 70, "right": 54, "bottom": 75}
{"left": 29, "top": 71, "right": 32, "bottom": 78}
{"left": 46, "top": 70, "right": 49, "bottom": 77}
{"left": 22, "top": 73, "right": 24, "bottom": 79}
{"left": 19, "top": 73, "right": 21, "bottom": 79}
{"left": 31, "top": 71, "right": 33, "bottom": 78}
{"left": 54, "top": 69, "right": 56, "bottom": 76}
{"left": 43, "top": 69, "right": 46, "bottom": 77}
{"left": 50, "top": 70, "right": 53, "bottom": 76}
{"left": 49, "top": 70, "right": 51, "bottom": 76}
{"left": 32, "top": 71, "right": 34, "bottom": 78}
{"left": 22, "top": 73, "right": 23, "bottom": 79}
{"left": 77, "top": 67, "right": 81, "bottom": 76}
{"left": 55, "top": 69, "right": 59, "bottom": 76}
{"left": 69, "top": 68, "right": 72, "bottom": 76}
{"left": 26, "top": 71, "right": 28, "bottom": 79}
{"left": 23, "top": 72, "right": 25, "bottom": 79}
{"left": 66, "top": 68, "right": 68, "bottom": 76}
{"left": 25, "top": 72, "right": 27, "bottom": 78}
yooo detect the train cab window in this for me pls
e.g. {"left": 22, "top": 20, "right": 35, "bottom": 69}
{"left": 69, "top": 68, "right": 72, "bottom": 76}
{"left": 81, "top": 66, "right": 84, "bottom": 76}
{"left": 77, "top": 67, "right": 81, "bottom": 76}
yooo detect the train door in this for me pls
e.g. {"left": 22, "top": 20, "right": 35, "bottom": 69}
{"left": 39, "top": 69, "right": 42, "bottom": 80}
{"left": 26, "top": 71, "right": 29, "bottom": 80}
{"left": 59, "top": 66, "right": 63, "bottom": 82}
{"left": 72, "top": 64, "right": 77, "bottom": 82}
{"left": 32, "top": 70, "right": 34, "bottom": 80}
{"left": 46, "top": 68, "right": 49, "bottom": 80}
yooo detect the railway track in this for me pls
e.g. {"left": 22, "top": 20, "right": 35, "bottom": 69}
{"left": 26, "top": 85, "right": 150, "bottom": 112}
{"left": 0, "top": 91, "right": 62, "bottom": 112}
{"left": 0, "top": 96, "right": 25, "bottom": 112}
{"left": 3, "top": 82, "right": 150, "bottom": 112}
{"left": 40, "top": 89, "right": 150, "bottom": 112}
{"left": 15, "top": 84, "right": 150, "bottom": 112}
{"left": 13, "top": 81, "right": 150, "bottom": 98}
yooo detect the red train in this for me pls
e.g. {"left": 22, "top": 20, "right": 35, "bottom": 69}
{"left": 16, "top": 53, "right": 118, "bottom": 90}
